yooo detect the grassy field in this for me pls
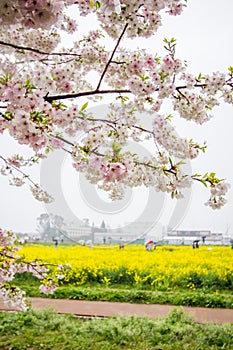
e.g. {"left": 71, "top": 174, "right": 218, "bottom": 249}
{"left": 0, "top": 308, "right": 233, "bottom": 350}
{"left": 13, "top": 244, "right": 233, "bottom": 308}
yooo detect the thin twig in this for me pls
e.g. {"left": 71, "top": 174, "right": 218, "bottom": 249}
{"left": 0, "top": 155, "right": 36, "bottom": 186}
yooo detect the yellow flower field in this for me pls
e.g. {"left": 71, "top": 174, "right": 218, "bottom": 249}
{"left": 18, "top": 244, "right": 233, "bottom": 290}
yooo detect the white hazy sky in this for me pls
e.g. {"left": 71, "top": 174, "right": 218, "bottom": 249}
{"left": 0, "top": 0, "right": 233, "bottom": 236}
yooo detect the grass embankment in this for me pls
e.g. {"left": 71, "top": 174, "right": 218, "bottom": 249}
{"left": 15, "top": 275, "right": 233, "bottom": 309}
{"left": 0, "top": 308, "right": 233, "bottom": 350}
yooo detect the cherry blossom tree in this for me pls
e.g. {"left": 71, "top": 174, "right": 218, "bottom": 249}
{"left": 0, "top": 0, "right": 232, "bottom": 309}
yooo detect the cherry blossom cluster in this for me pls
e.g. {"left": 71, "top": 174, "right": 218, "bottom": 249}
{"left": 105, "top": 45, "right": 232, "bottom": 124}
{"left": 0, "top": 0, "right": 187, "bottom": 39}
{"left": 0, "top": 228, "right": 17, "bottom": 247}
{"left": 71, "top": 130, "right": 194, "bottom": 201}
{"left": 0, "top": 1, "right": 65, "bottom": 30}
{"left": 153, "top": 114, "right": 203, "bottom": 159}
{"left": 0, "top": 227, "right": 69, "bottom": 310}
{"left": 173, "top": 91, "right": 219, "bottom": 124}
{"left": 89, "top": 0, "right": 188, "bottom": 39}
{"left": 0, "top": 285, "right": 28, "bottom": 311}
{"left": 205, "top": 181, "right": 231, "bottom": 210}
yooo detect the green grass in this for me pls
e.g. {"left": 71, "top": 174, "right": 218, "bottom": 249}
{"left": 0, "top": 308, "right": 232, "bottom": 349}
{"left": 13, "top": 274, "right": 233, "bottom": 308}
{"left": 29, "top": 285, "right": 233, "bottom": 308}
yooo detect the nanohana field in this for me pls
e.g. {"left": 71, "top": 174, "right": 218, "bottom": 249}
{"left": 18, "top": 244, "right": 233, "bottom": 291}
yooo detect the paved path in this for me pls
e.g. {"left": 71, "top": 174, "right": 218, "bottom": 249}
{"left": 1, "top": 298, "right": 233, "bottom": 324}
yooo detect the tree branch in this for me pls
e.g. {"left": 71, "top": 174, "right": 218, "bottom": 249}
{"left": 96, "top": 23, "right": 128, "bottom": 90}
{"left": 176, "top": 83, "right": 206, "bottom": 90}
{"left": 45, "top": 89, "right": 131, "bottom": 102}
{"left": 0, "top": 40, "right": 81, "bottom": 57}
{"left": 0, "top": 155, "right": 36, "bottom": 186}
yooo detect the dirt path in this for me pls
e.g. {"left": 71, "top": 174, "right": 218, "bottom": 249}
{"left": 1, "top": 298, "right": 233, "bottom": 324}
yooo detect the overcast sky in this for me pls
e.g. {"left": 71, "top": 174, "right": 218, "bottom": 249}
{"left": 1, "top": 0, "right": 233, "bottom": 236}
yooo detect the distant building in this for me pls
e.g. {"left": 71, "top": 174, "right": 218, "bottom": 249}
{"left": 63, "top": 221, "right": 93, "bottom": 241}
{"left": 162, "top": 229, "right": 228, "bottom": 245}
{"left": 167, "top": 230, "right": 211, "bottom": 237}
{"left": 93, "top": 221, "right": 162, "bottom": 244}
{"left": 204, "top": 232, "right": 223, "bottom": 245}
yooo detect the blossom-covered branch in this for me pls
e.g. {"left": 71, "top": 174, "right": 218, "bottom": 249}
{"left": 0, "top": 155, "right": 53, "bottom": 203}
{"left": 0, "top": 228, "right": 70, "bottom": 310}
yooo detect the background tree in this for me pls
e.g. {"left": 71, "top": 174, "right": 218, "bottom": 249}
{"left": 36, "top": 213, "right": 65, "bottom": 240}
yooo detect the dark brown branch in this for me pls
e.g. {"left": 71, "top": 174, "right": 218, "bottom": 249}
{"left": 45, "top": 89, "right": 131, "bottom": 102}
{"left": 133, "top": 125, "right": 154, "bottom": 135}
{"left": 175, "top": 87, "right": 190, "bottom": 103}
{"left": 96, "top": 23, "right": 128, "bottom": 90}
{"left": 0, "top": 40, "right": 81, "bottom": 57}
{"left": 111, "top": 60, "right": 127, "bottom": 65}
{"left": 176, "top": 83, "right": 206, "bottom": 90}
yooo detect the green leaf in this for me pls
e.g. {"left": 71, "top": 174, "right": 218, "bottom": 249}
{"left": 0, "top": 73, "right": 11, "bottom": 84}
{"left": 80, "top": 102, "right": 89, "bottom": 111}
{"left": 24, "top": 79, "right": 36, "bottom": 90}
{"left": 112, "top": 142, "right": 121, "bottom": 152}
{"left": 165, "top": 114, "right": 173, "bottom": 121}
{"left": 95, "top": 1, "right": 102, "bottom": 9}
{"left": 51, "top": 72, "right": 59, "bottom": 81}
{"left": 177, "top": 160, "right": 186, "bottom": 166}
{"left": 209, "top": 172, "right": 216, "bottom": 178}
{"left": 116, "top": 95, "right": 129, "bottom": 104}
{"left": 200, "top": 179, "right": 207, "bottom": 187}
{"left": 193, "top": 173, "right": 201, "bottom": 178}
{"left": 158, "top": 72, "right": 167, "bottom": 82}
{"left": 138, "top": 74, "right": 149, "bottom": 81}
{"left": 45, "top": 146, "right": 52, "bottom": 154}
{"left": 137, "top": 28, "right": 143, "bottom": 35}
{"left": 197, "top": 73, "right": 205, "bottom": 80}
